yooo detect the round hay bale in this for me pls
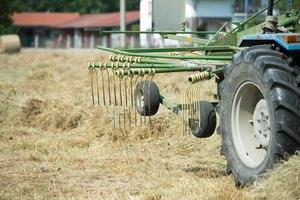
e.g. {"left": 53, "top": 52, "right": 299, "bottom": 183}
{"left": 0, "top": 34, "right": 21, "bottom": 53}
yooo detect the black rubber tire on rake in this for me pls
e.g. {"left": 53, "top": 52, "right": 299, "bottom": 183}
{"left": 134, "top": 80, "right": 160, "bottom": 116}
{"left": 219, "top": 45, "right": 300, "bottom": 186}
{"left": 189, "top": 101, "right": 217, "bottom": 138}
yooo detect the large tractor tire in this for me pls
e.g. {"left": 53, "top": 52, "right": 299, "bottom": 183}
{"left": 219, "top": 45, "right": 300, "bottom": 186}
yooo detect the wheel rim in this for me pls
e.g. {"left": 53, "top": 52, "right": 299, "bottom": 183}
{"left": 231, "top": 81, "right": 271, "bottom": 168}
{"left": 136, "top": 88, "right": 145, "bottom": 111}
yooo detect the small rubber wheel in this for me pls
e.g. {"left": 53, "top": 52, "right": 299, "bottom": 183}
{"left": 189, "top": 101, "right": 217, "bottom": 138}
{"left": 134, "top": 80, "right": 160, "bottom": 116}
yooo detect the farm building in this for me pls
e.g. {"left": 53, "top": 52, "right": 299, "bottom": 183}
{"left": 140, "top": 0, "right": 268, "bottom": 47}
{"left": 12, "top": 12, "right": 80, "bottom": 48}
{"left": 12, "top": 11, "right": 140, "bottom": 48}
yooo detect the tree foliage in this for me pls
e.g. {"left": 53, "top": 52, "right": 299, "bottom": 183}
{"left": 10, "top": 0, "right": 139, "bottom": 14}
{"left": 0, "top": 0, "right": 16, "bottom": 34}
{"left": 0, "top": 0, "right": 139, "bottom": 34}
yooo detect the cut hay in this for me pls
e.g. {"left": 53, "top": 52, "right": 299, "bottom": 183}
{"left": 21, "top": 97, "right": 83, "bottom": 131}
{"left": 246, "top": 153, "right": 300, "bottom": 200}
{"left": 0, "top": 34, "right": 21, "bottom": 53}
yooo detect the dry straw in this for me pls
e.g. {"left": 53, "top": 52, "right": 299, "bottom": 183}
{"left": 0, "top": 34, "right": 21, "bottom": 53}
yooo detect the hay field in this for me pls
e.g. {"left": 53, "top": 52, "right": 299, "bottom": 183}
{"left": 0, "top": 49, "right": 299, "bottom": 200}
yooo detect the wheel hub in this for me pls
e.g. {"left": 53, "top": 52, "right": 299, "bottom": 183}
{"left": 253, "top": 99, "right": 271, "bottom": 149}
{"left": 136, "top": 89, "right": 145, "bottom": 109}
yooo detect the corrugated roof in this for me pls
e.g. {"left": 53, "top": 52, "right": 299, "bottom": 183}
{"left": 12, "top": 12, "right": 80, "bottom": 27}
{"left": 58, "top": 11, "right": 140, "bottom": 28}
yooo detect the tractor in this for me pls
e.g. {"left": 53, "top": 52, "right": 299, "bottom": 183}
{"left": 89, "top": 0, "right": 300, "bottom": 186}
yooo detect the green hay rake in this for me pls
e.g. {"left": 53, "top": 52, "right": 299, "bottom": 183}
{"left": 89, "top": 0, "right": 300, "bottom": 186}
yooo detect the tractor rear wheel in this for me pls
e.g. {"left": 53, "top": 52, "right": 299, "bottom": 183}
{"left": 219, "top": 45, "right": 300, "bottom": 186}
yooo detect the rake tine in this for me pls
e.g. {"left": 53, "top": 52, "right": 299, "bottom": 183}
{"left": 112, "top": 67, "right": 117, "bottom": 129}
{"left": 182, "top": 83, "right": 188, "bottom": 135}
{"left": 133, "top": 74, "right": 139, "bottom": 127}
{"left": 94, "top": 68, "right": 101, "bottom": 105}
{"left": 123, "top": 70, "right": 128, "bottom": 130}
{"left": 144, "top": 73, "right": 150, "bottom": 126}
{"left": 100, "top": 66, "right": 106, "bottom": 106}
{"left": 139, "top": 72, "right": 145, "bottom": 126}
{"left": 187, "top": 83, "right": 193, "bottom": 134}
{"left": 89, "top": 67, "right": 95, "bottom": 106}
{"left": 129, "top": 74, "right": 134, "bottom": 128}
{"left": 119, "top": 75, "right": 123, "bottom": 128}
{"left": 192, "top": 83, "right": 197, "bottom": 121}
{"left": 197, "top": 82, "right": 202, "bottom": 125}
{"left": 106, "top": 68, "right": 112, "bottom": 105}
{"left": 148, "top": 69, "right": 155, "bottom": 132}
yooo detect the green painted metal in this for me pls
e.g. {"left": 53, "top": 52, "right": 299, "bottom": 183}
{"left": 91, "top": 0, "right": 300, "bottom": 117}
{"left": 113, "top": 67, "right": 223, "bottom": 77}
{"left": 120, "top": 46, "right": 241, "bottom": 53}
{"left": 159, "top": 95, "right": 182, "bottom": 115}
{"left": 114, "top": 68, "right": 203, "bottom": 76}
{"left": 97, "top": 46, "right": 232, "bottom": 61}
{"left": 229, "top": 0, "right": 282, "bottom": 33}
{"left": 89, "top": 62, "right": 210, "bottom": 70}
{"left": 162, "top": 34, "right": 210, "bottom": 45}
{"left": 100, "top": 30, "right": 221, "bottom": 35}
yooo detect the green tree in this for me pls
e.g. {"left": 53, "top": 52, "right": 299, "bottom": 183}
{"left": 10, "top": 0, "right": 139, "bottom": 14}
{"left": 0, "top": 0, "right": 16, "bottom": 34}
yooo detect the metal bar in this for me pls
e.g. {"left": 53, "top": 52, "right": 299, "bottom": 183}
{"left": 91, "top": 62, "right": 204, "bottom": 69}
{"left": 97, "top": 46, "right": 232, "bottom": 60}
{"left": 120, "top": 0, "right": 126, "bottom": 47}
{"left": 231, "top": 0, "right": 281, "bottom": 33}
{"left": 278, "top": 15, "right": 299, "bottom": 27}
{"left": 159, "top": 95, "right": 182, "bottom": 116}
{"left": 100, "top": 30, "right": 222, "bottom": 35}
{"left": 115, "top": 67, "right": 205, "bottom": 77}
{"left": 109, "top": 54, "right": 175, "bottom": 64}
{"left": 119, "top": 46, "right": 241, "bottom": 53}
{"left": 163, "top": 34, "right": 209, "bottom": 45}
{"left": 206, "top": 22, "right": 230, "bottom": 46}
{"left": 267, "top": 0, "right": 274, "bottom": 16}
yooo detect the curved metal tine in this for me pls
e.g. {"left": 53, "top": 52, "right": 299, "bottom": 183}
{"left": 117, "top": 75, "right": 123, "bottom": 128}
{"left": 123, "top": 70, "right": 128, "bottom": 130}
{"left": 129, "top": 74, "right": 133, "bottom": 129}
{"left": 100, "top": 67, "right": 106, "bottom": 106}
{"left": 194, "top": 82, "right": 199, "bottom": 125}
{"left": 95, "top": 69, "right": 101, "bottom": 106}
{"left": 148, "top": 71, "right": 155, "bottom": 131}
{"left": 191, "top": 83, "right": 198, "bottom": 133}
{"left": 89, "top": 68, "right": 95, "bottom": 106}
{"left": 192, "top": 83, "right": 197, "bottom": 121}
{"left": 139, "top": 73, "right": 145, "bottom": 127}
{"left": 187, "top": 83, "right": 193, "bottom": 134}
{"left": 133, "top": 73, "right": 140, "bottom": 127}
{"left": 112, "top": 67, "right": 116, "bottom": 128}
{"left": 145, "top": 70, "right": 152, "bottom": 127}
{"left": 197, "top": 82, "right": 203, "bottom": 126}
{"left": 182, "top": 83, "right": 189, "bottom": 135}
{"left": 144, "top": 72, "right": 151, "bottom": 127}
{"left": 105, "top": 68, "right": 112, "bottom": 106}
